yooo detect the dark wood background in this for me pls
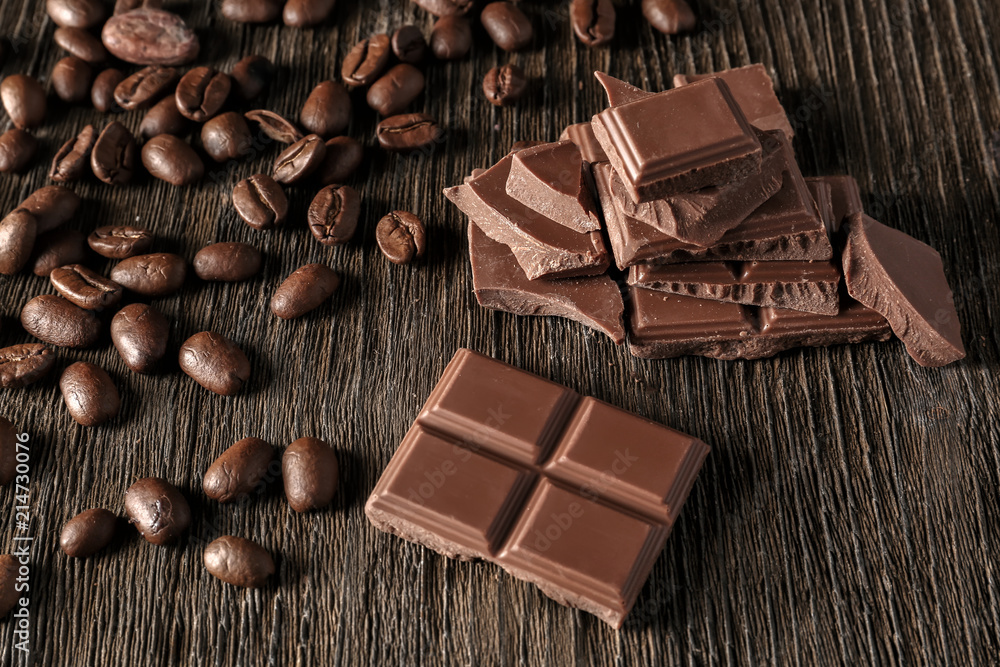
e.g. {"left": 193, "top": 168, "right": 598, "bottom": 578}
{"left": 0, "top": 0, "right": 998, "bottom": 664}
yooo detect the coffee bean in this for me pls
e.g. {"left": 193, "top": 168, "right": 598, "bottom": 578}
{"left": 140, "top": 95, "right": 192, "bottom": 138}
{"left": 51, "top": 265, "right": 123, "bottom": 311}
{"left": 0, "top": 129, "right": 37, "bottom": 173}
{"left": 204, "top": 536, "right": 274, "bottom": 588}
{"left": 245, "top": 110, "right": 304, "bottom": 144}
{"left": 20, "top": 186, "right": 81, "bottom": 234}
{"left": 570, "top": 0, "right": 616, "bottom": 47}
{"left": 270, "top": 264, "right": 340, "bottom": 320}
{"left": 483, "top": 63, "right": 527, "bottom": 107}
{"left": 91, "top": 122, "right": 137, "bottom": 185}
{"left": 0, "top": 418, "right": 13, "bottom": 485}
{"left": 114, "top": 65, "right": 178, "bottom": 110}
{"left": 124, "top": 477, "right": 191, "bottom": 545}
{"left": 51, "top": 56, "right": 93, "bottom": 103}
{"left": 111, "top": 253, "right": 186, "bottom": 296}
{"left": 199, "top": 112, "right": 249, "bottom": 162}
{"left": 283, "top": 0, "right": 336, "bottom": 27}
{"left": 0, "top": 209, "right": 37, "bottom": 275}
{"left": 376, "top": 113, "right": 443, "bottom": 152}
{"left": 367, "top": 64, "right": 425, "bottom": 116}
{"left": 300, "top": 80, "right": 351, "bottom": 137}
{"left": 175, "top": 66, "right": 231, "bottom": 122}
{"left": 273, "top": 134, "right": 326, "bottom": 184}
{"left": 32, "top": 229, "right": 88, "bottom": 277}
{"left": 193, "top": 242, "right": 262, "bottom": 282}
{"left": 142, "top": 134, "right": 204, "bottom": 186}
{"left": 92, "top": 68, "right": 126, "bottom": 112}
{"left": 642, "top": 0, "right": 696, "bottom": 34}
{"left": 88, "top": 225, "right": 154, "bottom": 259}
{"left": 60, "top": 508, "right": 117, "bottom": 558}
{"left": 49, "top": 124, "right": 97, "bottom": 182}
{"left": 179, "top": 331, "right": 251, "bottom": 396}
{"left": 430, "top": 16, "right": 472, "bottom": 60}
{"left": 21, "top": 295, "right": 101, "bottom": 348}
{"left": 231, "top": 55, "right": 275, "bottom": 101}
{"left": 47, "top": 0, "right": 105, "bottom": 29}
{"left": 0, "top": 556, "right": 18, "bottom": 618}
{"left": 0, "top": 344, "right": 56, "bottom": 389}
{"left": 283, "top": 437, "right": 338, "bottom": 512}
{"left": 480, "top": 2, "right": 533, "bottom": 51}
{"left": 376, "top": 211, "right": 426, "bottom": 265}
{"left": 392, "top": 25, "right": 427, "bottom": 64}
{"left": 101, "top": 8, "right": 200, "bottom": 66}
{"left": 342, "top": 35, "right": 391, "bottom": 88}
{"left": 202, "top": 437, "right": 274, "bottom": 503}
{"left": 308, "top": 185, "right": 360, "bottom": 246}
{"left": 115, "top": 0, "right": 161, "bottom": 12}
{"left": 1, "top": 75, "right": 46, "bottom": 129}
{"left": 413, "top": 0, "right": 473, "bottom": 17}
{"left": 222, "top": 0, "right": 282, "bottom": 23}
{"left": 60, "top": 362, "right": 120, "bottom": 426}
{"left": 233, "top": 174, "right": 288, "bottom": 230}
{"left": 54, "top": 27, "right": 109, "bottom": 63}
{"left": 316, "top": 136, "right": 363, "bottom": 185}
{"left": 111, "top": 303, "right": 169, "bottom": 374}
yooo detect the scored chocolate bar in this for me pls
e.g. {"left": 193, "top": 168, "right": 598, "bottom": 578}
{"left": 674, "top": 64, "right": 795, "bottom": 140}
{"left": 506, "top": 140, "right": 602, "bottom": 233}
{"left": 366, "top": 349, "right": 710, "bottom": 628}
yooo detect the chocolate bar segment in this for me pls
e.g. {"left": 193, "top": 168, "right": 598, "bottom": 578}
{"left": 815, "top": 175, "right": 863, "bottom": 234}
{"left": 506, "top": 141, "right": 602, "bottom": 233}
{"left": 558, "top": 122, "right": 608, "bottom": 164}
{"left": 594, "top": 71, "right": 651, "bottom": 107}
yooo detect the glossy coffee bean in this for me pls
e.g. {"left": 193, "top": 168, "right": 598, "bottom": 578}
{"left": 91, "top": 122, "right": 137, "bottom": 185}
{"left": 0, "top": 209, "right": 37, "bottom": 275}
{"left": 47, "top": 0, "right": 106, "bottom": 29}
{"left": 392, "top": 25, "right": 427, "bottom": 64}
{"left": 0, "top": 129, "right": 37, "bottom": 173}
{"left": 124, "top": 477, "right": 191, "bottom": 545}
{"left": 111, "top": 253, "right": 186, "bottom": 296}
{"left": 50, "top": 265, "right": 123, "bottom": 311}
{"left": 204, "top": 536, "right": 274, "bottom": 588}
{"left": 88, "top": 226, "right": 154, "bottom": 259}
{"left": 20, "top": 186, "right": 81, "bottom": 234}
{"left": 142, "top": 134, "right": 204, "bottom": 186}
{"left": 283, "top": 0, "right": 336, "bottom": 27}
{"left": 413, "top": 0, "right": 473, "bottom": 16}
{"left": 21, "top": 295, "right": 101, "bottom": 348}
{"left": 0, "top": 556, "right": 18, "bottom": 617}
{"left": 341, "top": 34, "right": 391, "bottom": 88}
{"left": 570, "top": 0, "right": 615, "bottom": 47}
{"left": 101, "top": 8, "right": 200, "bottom": 66}
{"left": 480, "top": 2, "right": 533, "bottom": 51}
{"left": 430, "top": 16, "right": 472, "bottom": 60}
{"left": 642, "top": 0, "right": 696, "bottom": 34}
{"left": 0, "top": 344, "right": 55, "bottom": 389}
{"left": 283, "top": 437, "right": 338, "bottom": 512}
{"left": 367, "top": 64, "right": 425, "bottom": 116}
{"left": 32, "top": 229, "right": 88, "bottom": 277}
{"left": 54, "top": 26, "right": 108, "bottom": 63}
{"left": 202, "top": 437, "right": 275, "bottom": 503}
{"left": 232, "top": 174, "right": 287, "bottom": 230}
{"left": 231, "top": 55, "right": 275, "bottom": 101}
{"left": 193, "top": 242, "right": 262, "bottom": 282}
{"left": 273, "top": 134, "right": 326, "bottom": 184}
{"left": 115, "top": 0, "right": 162, "bottom": 13}
{"left": 49, "top": 124, "right": 97, "bottom": 182}
{"left": 92, "top": 68, "right": 126, "bottom": 112}
{"left": 300, "top": 81, "right": 351, "bottom": 137}
{"left": 51, "top": 56, "right": 93, "bottom": 103}
{"left": 245, "top": 110, "right": 304, "bottom": 144}
{"left": 114, "top": 65, "right": 178, "bottom": 110}
{"left": 179, "top": 331, "right": 251, "bottom": 396}
{"left": 1, "top": 75, "right": 46, "bottom": 129}
{"left": 200, "top": 112, "right": 252, "bottom": 162}
{"left": 60, "top": 362, "right": 120, "bottom": 426}
{"left": 376, "top": 113, "right": 443, "bottom": 152}
{"left": 111, "top": 303, "right": 169, "bottom": 374}
{"left": 316, "top": 136, "right": 363, "bottom": 185}
{"left": 308, "top": 185, "right": 360, "bottom": 246}
{"left": 270, "top": 264, "right": 340, "bottom": 320}
{"left": 221, "top": 0, "right": 282, "bottom": 23}
{"left": 483, "top": 64, "right": 527, "bottom": 106}
{"left": 60, "top": 509, "right": 117, "bottom": 558}
{"left": 175, "top": 66, "right": 231, "bottom": 122}
{"left": 140, "top": 95, "right": 192, "bottom": 139}
{"left": 376, "top": 210, "right": 426, "bottom": 264}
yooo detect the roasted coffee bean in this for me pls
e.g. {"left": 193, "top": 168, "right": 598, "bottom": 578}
{"left": 483, "top": 63, "right": 527, "bottom": 106}
{"left": 111, "top": 253, "right": 186, "bottom": 296}
{"left": 316, "top": 136, "right": 363, "bottom": 185}
{"left": 141, "top": 134, "right": 204, "bottom": 186}
{"left": 271, "top": 264, "right": 340, "bottom": 320}
{"left": 232, "top": 174, "right": 288, "bottom": 230}
{"left": 202, "top": 437, "right": 275, "bottom": 503}
{"left": 367, "top": 64, "right": 425, "bottom": 116}
{"left": 21, "top": 295, "right": 101, "bottom": 348}
{"left": 283, "top": 437, "right": 338, "bottom": 512}
{"left": 124, "top": 477, "right": 191, "bottom": 545}
{"left": 283, "top": 0, "right": 336, "bottom": 27}
{"left": 642, "top": 0, "right": 696, "bottom": 34}
{"left": 300, "top": 81, "right": 351, "bottom": 137}
{"left": 308, "top": 185, "right": 360, "bottom": 246}
{"left": 231, "top": 55, "right": 275, "bottom": 101}
{"left": 272, "top": 134, "right": 326, "bottom": 184}
{"left": 60, "top": 361, "right": 120, "bottom": 426}
{"left": 376, "top": 211, "right": 426, "bottom": 264}
{"left": 376, "top": 113, "right": 443, "bottom": 152}
{"left": 341, "top": 34, "right": 391, "bottom": 88}
{"left": 179, "top": 331, "right": 251, "bottom": 396}
{"left": 102, "top": 8, "right": 200, "bottom": 66}
{"left": 47, "top": 0, "right": 105, "bottom": 29}
{"left": 175, "top": 66, "right": 231, "bottom": 122}
{"left": 60, "top": 508, "right": 117, "bottom": 558}
{"left": 193, "top": 242, "right": 262, "bottom": 282}
{"left": 222, "top": 0, "right": 282, "bottom": 23}
{"left": 202, "top": 112, "right": 253, "bottom": 162}
{"left": 54, "top": 27, "right": 109, "bottom": 63}
{"left": 0, "top": 418, "right": 14, "bottom": 485}
{"left": 1, "top": 75, "right": 46, "bottom": 129}
{"left": 111, "top": 303, "right": 169, "bottom": 373}
{"left": 20, "top": 186, "right": 81, "bottom": 234}
{"left": 115, "top": 0, "right": 161, "bottom": 12}
{"left": 51, "top": 56, "right": 93, "bottom": 102}
{"left": 88, "top": 226, "right": 153, "bottom": 259}
{"left": 91, "top": 122, "right": 137, "bottom": 185}
{"left": 392, "top": 25, "right": 427, "bottom": 64}
{"left": 0, "top": 556, "right": 18, "bottom": 617}
{"left": 0, "top": 209, "right": 37, "bottom": 275}
{"left": 92, "top": 68, "right": 126, "bottom": 112}
{"left": 204, "top": 536, "right": 274, "bottom": 587}
{"left": 413, "top": 0, "right": 473, "bottom": 17}
{"left": 0, "top": 344, "right": 55, "bottom": 389}
{"left": 430, "top": 16, "right": 472, "bottom": 60}
{"left": 0, "top": 129, "right": 37, "bottom": 173}
{"left": 114, "top": 65, "right": 178, "bottom": 110}
{"left": 570, "top": 0, "right": 615, "bottom": 47}
{"left": 139, "top": 95, "right": 192, "bottom": 138}
{"left": 49, "top": 125, "right": 97, "bottom": 182}
{"left": 50, "top": 265, "right": 123, "bottom": 311}
{"left": 32, "top": 229, "right": 88, "bottom": 277}
{"left": 480, "top": 2, "right": 533, "bottom": 51}
{"left": 245, "top": 110, "right": 304, "bottom": 144}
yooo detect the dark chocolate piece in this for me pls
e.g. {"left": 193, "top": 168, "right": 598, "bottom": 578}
{"left": 812, "top": 175, "right": 862, "bottom": 234}
{"left": 558, "top": 122, "right": 608, "bottom": 164}
{"left": 673, "top": 64, "right": 794, "bottom": 140}
{"left": 594, "top": 71, "right": 650, "bottom": 107}
{"left": 506, "top": 140, "right": 601, "bottom": 233}
{"left": 366, "top": 348, "right": 709, "bottom": 628}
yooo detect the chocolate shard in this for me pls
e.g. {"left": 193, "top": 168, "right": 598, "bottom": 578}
{"left": 842, "top": 213, "right": 964, "bottom": 366}
{"left": 594, "top": 71, "right": 651, "bottom": 107}
{"left": 469, "top": 223, "right": 626, "bottom": 343}
{"left": 674, "top": 64, "right": 795, "bottom": 140}
{"left": 506, "top": 140, "right": 602, "bottom": 233}
{"left": 558, "top": 122, "right": 608, "bottom": 164}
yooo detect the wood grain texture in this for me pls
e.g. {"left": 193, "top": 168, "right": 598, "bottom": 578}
{"left": 0, "top": 0, "right": 998, "bottom": 665}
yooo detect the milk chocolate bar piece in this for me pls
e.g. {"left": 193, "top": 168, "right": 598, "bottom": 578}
{"left": 674, "top": 64, "right": 795, "bottom": 140}
{"left": 558, "top": 122, "right": 608, "bottom": 164}
{"left": 366, "top": 349, "right": 710, "bottom": 628}
{"left": 594, "top": 71, "right": 651, "bottom": 107}
{"left": 506, "top": 141, "right": 602, "bottom": 233}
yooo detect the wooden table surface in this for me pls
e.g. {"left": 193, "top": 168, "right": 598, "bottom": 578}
{"left": 1, "top": 0, "right": 998, "bottom": 665}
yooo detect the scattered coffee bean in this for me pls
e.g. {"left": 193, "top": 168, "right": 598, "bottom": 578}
{"left": 204, "top": 536, "right": 274, "bottom": 588}
{"left": 175, "top": 66, "right": 231, "bottom": 122}
{"left": 179, "top": 331, "right": 251, "bottom": 396}
{"left": 392, "top": 25, "right": 427, "bottom": 64}
{"left": 20, "top": 186, "right": 81, "bottom": 234}
{"left": 101, "top": 8, "right": 200, "bottom": 66}
{"left": 308, "top": 185, "right": 360, "bottom": 246}
{"left": 32, "top": 229, "right": 88, "bottom": 277}
{"left": 111, "top": 303, "right": 169, "bottom": 373}
{"left": 49, "top": 124, "right": 97, "bottom": 182}
{"left": 92, "top": 68, "right": 125, "bottom": 112}
{"left": 233, "top": 174, "right": 288, "bottom": 230}
{"left": 60, "top": 361, "right": 120, "bottom": 426}
{"left": 283, "top": 437, "right": 338, "bottom": 512}
{"left": 273, "top": 134, "right": 326, "bottom": 184}
{"left": 376, "top": 113, "right": 443, "bottom": 152}
{"left": 300, "top": 80, "right": 351, "bottom": 137}
{"left": 91, "top": 122, "right": 137, "bottom": 185}
{"left": 376, "top": 211, "right": 426, "bottom": 265}
{"left": 342, "top": 34, "right": 391, "bottom": 88}
{"left": 124, "top": 477, "right": 191, "bottom": 545}
{"left": 1, "top": 74, "right": 46, "bottom": 129}
{"left": 316, "top": 136, "right": 363, "bottom": 185}
{"left": 47, "top": 0, "right": 106, "bottom": 29}
{"left": 60, "top": 508, "right": 117, "bottom": 558}
{"left": 245, "top": 110, "right": 304, "bottom": 144}
{"left": 88, "top": 225, "right": 153, "bottom": 259}
{"left": 483, "top": 64, "right": 527, "bottom": 107}
{"left": 480, "top": 2, "right": 533, "bottom": 51}
{"left": 140, "top": 95, "right": 192, "bottom": 138}
{"left": 270, "top": 264, "right": 340, "bottom": 320}
{"left": 54, "top": 27, "right": 109, "bottom": 63}
{"left": 202, "top": 437, "right": 275, "bottom": 503}
{"left": 193, "top": 242, "right": 262, "bottom": 282}
{"left": 142, "top": 134, "right": 204, "bottom": 186}
{"left": 0, "top": 209, "right": 37, "bottom": 275}
{"left": 0, "top": 129, "right": 37, "bottom": 173}
{"left": 0, "top": 418, "right": 13, "bottom": 485}
{"left": 51, "top": 265, "right": 123, "bottom": 311}
{"left": 114, "top": 65, "right": 178, "bottom": 110}
{"left": 222, "top": 0, "right": 282, "bottom": 23}
{"left": 0, "top": 344, "right": 56, "bottom": 389}
{"left": 200, "top": 112, "right": 251, "bottom": 162}
{"left": 283, "top": 0, "right": 336, "bottom": 27}
{"left": 111, "top": 253, "right": 186, "bottom": 296}
{"left": 231, "top": 55, "right": 275, "bottom": 101}
{"left": 51, "top": 56, "right": 93, "bottom": 103}
{"left": 413, "top": 0, "right": 473, "bottom": 17}
{"left": 570, "top": 0, "right": 616, "bottom": 47}
{"left": 0, "top": 556, "right": 18, "bottom": 618}
{"left": 642, "top": 0, "right": 696, "bottom": 34}
{"left": 21, "top": 295, "right": 101, "bottom": 348}
{"left": 367, "top": 63, "right": 425, "bottom": 116}
{"left": 430, "top": 16, "right": 472, "bottom": 60}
